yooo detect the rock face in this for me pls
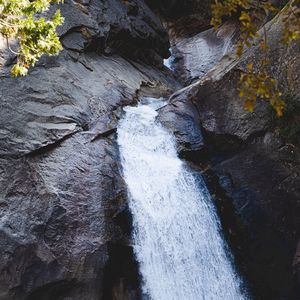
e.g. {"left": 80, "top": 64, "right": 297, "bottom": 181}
{"left": 169, "top": 21, "right": 238, "bottom": 85}
{"left": 0, "top": 1, "right": 178, "bottom": 299}
{"left": 159, "top": 9, "right": 300, "bottom": 300}
{"left": 157, "top": 93, "right": 206, "bottom": 160}
{"left": 1, "top": 1, "right": 300, "bottom": 299}
{"left": 147, "top": 0, "right": 214, "bottom": 38}
{"left": 57, "top": 0, "right": 170, "bottom": 64}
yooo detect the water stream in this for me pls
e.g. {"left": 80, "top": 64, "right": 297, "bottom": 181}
{"left": 117, "top": 97, "right": 248, "bottom": 300}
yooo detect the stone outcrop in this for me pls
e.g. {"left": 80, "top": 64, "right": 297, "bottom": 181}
{"left": 159, "top": 9, "right": 300, "bottom": 300}
{"left": 0, "top": 1, "right": 178, "bottom": 299}
{"left": 147, "top": 0, "right": 214, "bottom": 39}
{"left": 56, "top": 0, "right": 170, "bottom": 64}
{"left": 169, "top": 21, "right": 239, "bottom": 85}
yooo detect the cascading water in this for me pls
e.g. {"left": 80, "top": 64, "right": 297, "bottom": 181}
{"left": 117, "top": 97, "right": 248, "bottom": 300}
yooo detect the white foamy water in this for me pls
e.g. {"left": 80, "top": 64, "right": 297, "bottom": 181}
{"left": 117, "top": 97, "right": 248, "bottom": 300}
{"left": 164, "top": 48, "right": 174, "bottom": 70}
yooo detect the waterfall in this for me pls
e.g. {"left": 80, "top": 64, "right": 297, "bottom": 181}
{"left": 117, "top": 97, "right": 248, "bottom": 300}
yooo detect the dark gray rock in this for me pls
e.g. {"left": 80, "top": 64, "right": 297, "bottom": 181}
{"left": 0, "top": 51, "right": 176, "bottom": 158}
{"left": 1, "top": 0, "right": 171, "bottom": 74}
{"left": 0, "top": 1, "right": 180, "bottom": 299}
{"left": 0, "top": 135, "right": 121, "bottom": 300}
{"left": 169, "top": 22, "right": 238, "bottom": 85}
{"left": 194, "top": 69, "right": 271, "bottom": 142}
{"left": 159, "top": 9, "right": 300, "bottom": 300}
{"left": 168, "top": 9, "right": 300, "bottom": 143}
{"left": 57, "top": 0, "right": 170, "bottom": 63}
{"left": 158, "top": 89, "right": 206, "bottom": 160}
{"left": 211, "top": 133, "right": 300, "bottom": 299}
{"left": 0, "top": 49, "right": 177, "bottom": 298}
{"left": 147, "top": 0, "right": 214, "bottom": 38}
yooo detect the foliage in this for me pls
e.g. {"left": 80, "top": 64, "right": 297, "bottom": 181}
{"left": 239, "top": 62, "right": 285, "bottom": 116}
{"left": 211, "top": 0, "right": 300, "bottom": 116}
{"left": 0, "top": 0, "right": 64, "bottom": 76}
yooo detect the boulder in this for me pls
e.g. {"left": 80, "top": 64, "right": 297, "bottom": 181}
{"left": 158, "top": 88, "right": 206, "bottom": 161}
